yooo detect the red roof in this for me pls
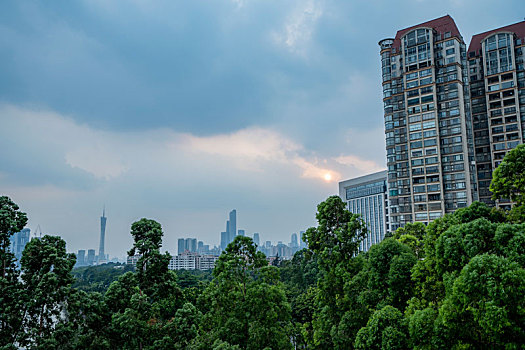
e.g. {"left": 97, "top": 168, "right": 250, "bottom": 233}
{"left": 392, "top": 15, "right": 461, "bottom": 52}
{"left": 468, "top": 21, "right": 525, "bottom": 55}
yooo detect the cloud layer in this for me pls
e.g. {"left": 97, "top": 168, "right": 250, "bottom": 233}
{"left": 0, "top": 104, "right": 380, "bottom": 256}
{"left": 1, "top": 0, "right": 521, "bottom": 257}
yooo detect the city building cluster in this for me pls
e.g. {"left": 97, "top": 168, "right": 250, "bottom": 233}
{"left": 339, "top": 16, "right": 525, "bottom": 252}
{"left": 76, "top": 208, "right": 111, "bottom": 266}
{"left": 126, "top": 209, "right": 308, "bottom": 271}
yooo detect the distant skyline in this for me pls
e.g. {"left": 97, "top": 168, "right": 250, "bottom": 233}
{"left": 1, "top": 1, "right": 523, "bottom": 257}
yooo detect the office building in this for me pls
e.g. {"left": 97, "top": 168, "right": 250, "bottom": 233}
{"left": 220, "top": 209, "right": 238, "bottom": 250}
{"left": 467, "top": 21, "right": 525, "bottom": 206}
{"left": 98, "top": 208, "right": 107, "bottom": 264}
{"left": 253, "top": 232, "right": 260, "bottom": 247}
{"left": 339, "top": 170, "right": 389, "bottom": 252}
{"left": 237, "top": 229, "right": 245, "bottom": 237}
{"left": 178, "top": 238, "right": 186, "bottom": 255}
{"left": 220, "top": 231, "right": 228, "bottom": 251}
{"left": 9, "top": 228, "right": 30, "bottom": 262}
{"left": 379, "top": 15, "right": 478, "bottom": 230}
{"left": 228, "top": 209, "right": 237, "bottom": 244}
{"left": 184, "top": 238, "right": 197, "bottom": 253}
{"left": 290, "top": 233, "right": 298, "bottom": 248}
{"left": 300, "top": 231, "right": 307, "bottom": 249}
{"left": 87, "top": 249, "right": 96, "bottom": 265}
{"left": 76, "top": 250, "right": 86, "bottom": 266}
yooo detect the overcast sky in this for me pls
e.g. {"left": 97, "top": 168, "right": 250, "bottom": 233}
{"left": 1, "top": 0, "right": 523, "bottom": 258}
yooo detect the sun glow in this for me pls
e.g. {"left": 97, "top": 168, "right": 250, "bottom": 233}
{"left": 324, "top": 173, "right": 332, "bottom": 182}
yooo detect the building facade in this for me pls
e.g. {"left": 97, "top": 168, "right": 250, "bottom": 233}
{"left": 76, "top": 250, "right": 86, "bottom": 266}
{"left": 468, "top": 21, "right": 525, "bottom": 207}
{"left": 253, "top": 232, "right": 260, "bottom": 248}
{"left": 87, "top": 249, "right": 96, "bottom": 265}
{"left": 128, "top": 252, "right": 220, "bottom": 271}
{"left": 379, "top": 15, "right": 478, "bottom": 231}
{"left": 177, "top": 238, "right": 185, "bottom": 255}
{"left": 9, "top": 228, "right": 30, "bottom": 262}
{"left": 228, "top": 210, "right": 237, "bottom": 244}
{"left": 338, "top": 170, "right": 389, "bottom": 252}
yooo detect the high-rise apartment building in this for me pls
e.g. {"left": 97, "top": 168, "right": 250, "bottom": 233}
{"left": 379, "top": 15, "right": 477, "bottom": 231}
{"left": 339, "top": 170, "right": 389, "bottom": 252}
{"left": 467, "top": 21, "right": 525, "bottom": 206}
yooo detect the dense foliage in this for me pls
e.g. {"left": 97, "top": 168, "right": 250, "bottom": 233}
{"left": 72, "top": 263, "right": 134, "bottom": 293}
{"left": 1, "top": 149, "right": 524, "bottom": 349}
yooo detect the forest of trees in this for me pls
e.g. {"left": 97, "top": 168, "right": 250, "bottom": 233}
{"left": 1, "top": 144, "right": 524, "bottom": 349}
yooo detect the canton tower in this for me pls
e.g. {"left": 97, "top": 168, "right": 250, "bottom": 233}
{"left": 98, "top": 207, "right": 107, "bottom": 263}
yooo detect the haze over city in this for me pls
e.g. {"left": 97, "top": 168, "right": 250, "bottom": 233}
{"left": 1, "top": 0, "right": 523, "bottom": 258}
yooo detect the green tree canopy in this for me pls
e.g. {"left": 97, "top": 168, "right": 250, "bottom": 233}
{"left": 437, "top": 254, "right": 525, "bottom": 348}
{"left": 198, "top": 236, "right": 292, "bottom": 350}
{"left": 0, "top": 196, "right": 27, "bottom": 348}
{"left": 303, "top": 195, "right": 368, "bottom": 349}
{"left": 490, "top": 143, "right": 525, "bottom": 205}
{"left": 354, "top": 305, "right": 408, "bottom": 350}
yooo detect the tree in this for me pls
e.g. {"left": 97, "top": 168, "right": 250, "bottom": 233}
{"left": 17, "top": 235, "right": 77, "bottom": 348}
{"left": 0, "top": 196, "right": 27, "bottom": 348}
{"left": 279, "top": 249, "right": 320, "bottom": 348}
{"left": 366, "top": 238, "right": 417, "bottom": 310}
{"left": 198, "top": 236, "right": 292, "bottom": 350}
{"left": 304, "top": 195, "right": 367, "bottom": 349}
{"left": 407, "top": 307, "right": 438, "bottom": 350}
{"left": 437, "top": 254, "right": 525, "bottom": 348}
{"left": 434, "top": 218, "right": 498, "bottom": 276}
{"left": 490, "top": 143, "right": 525, "bottom": 205}
{"left": 411, "top": 202, "right": 504, "bottom": 306}
{"left": 106, "top": 218, "right": 186, "bottom": 348}
{"left": 72, "top": 263, "right": 134, "bottom": 294}
{"left": 127, "top": 218, "right": 182, "bottom": 318}
{"left": 392, "top": 222, "right": 426, "bottom": 259}
{"left": 354, "top": 305, "right": 408, "bottom": 350}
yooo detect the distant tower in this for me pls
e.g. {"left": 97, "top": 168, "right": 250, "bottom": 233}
{"left": 178, "top": 238, "right": 185, "bottom": 255}
{"left": 237, "top": 229, "right": 245, "bottom": 237}
{"left": 98, "top": 207, "right": 107, "bottom": 263}
{"left": 229, "top": 210, "right": 237, "bottom": 243}
{"left": 253, "top": 233, "right": 260, "bottom": 247}
{"left": 300, "top": 231, "right": 306, "bottom": 249}
{"left": 290, "top": 233, "right": 298, "bottom": 248}
{"left": 77, "top": 250, "right": 86, "bottom": 266}
{"left": 87, "top": 249, "right": 96, "bottom": 265}
{"left": 220, "top": 231, "right": 228, "bottom": 251}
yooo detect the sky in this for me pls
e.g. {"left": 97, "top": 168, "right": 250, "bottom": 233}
{"left": 1, "top": 0, "right": 523, "bottom": 258}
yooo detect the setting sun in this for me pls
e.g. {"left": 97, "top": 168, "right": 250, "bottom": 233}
{"left": 324, "top": 173, "right": 332, "bottom": 182}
